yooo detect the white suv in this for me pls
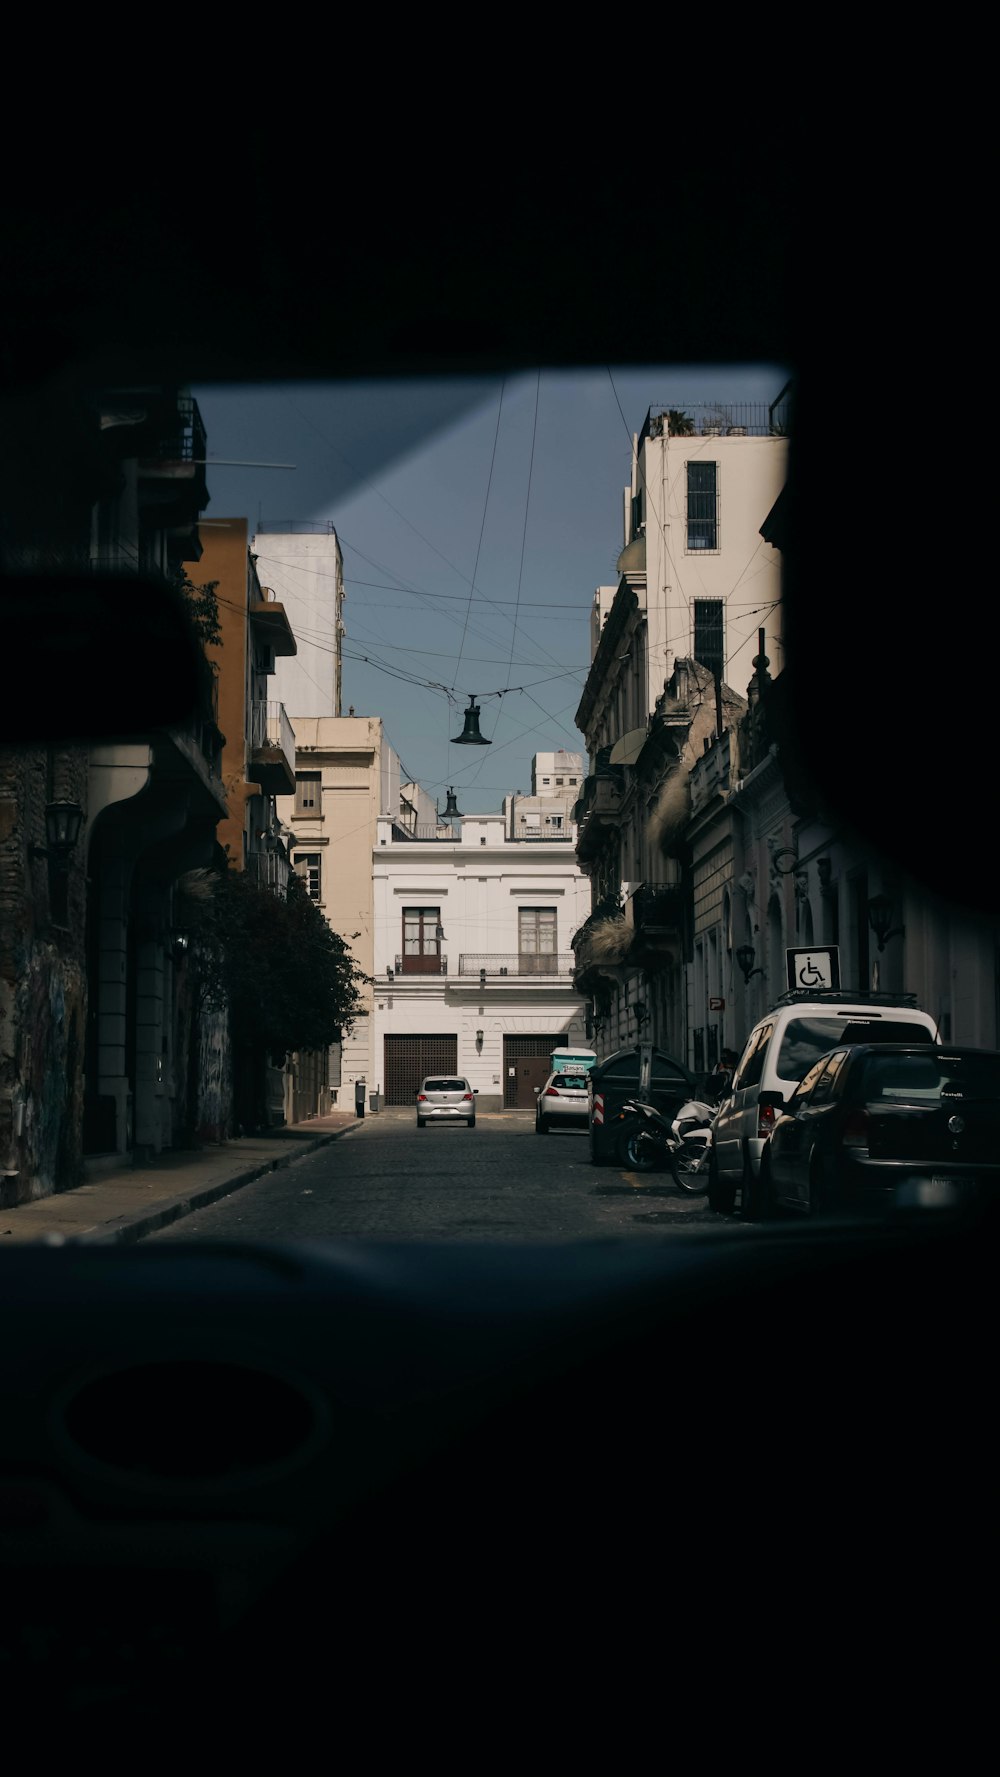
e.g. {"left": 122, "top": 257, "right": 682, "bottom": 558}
{"left": 709, "top": 992, "right": 940, "bottom": 1218}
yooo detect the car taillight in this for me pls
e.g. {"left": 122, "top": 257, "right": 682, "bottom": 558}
{"left": 545, "top": 1086, "right": 560, "bottom": 1096}
{"left": 417, "top": 1094, "right": 427, "bottom": 1102}
{"left": 757, "top": 1101, "right": 778, "bottom": 1138}
{"left": 462, "top": 1093, "right": 473, "bottom": 1101}
{"left": 841, "top": 1108, "right": 870, "bottom": 1147}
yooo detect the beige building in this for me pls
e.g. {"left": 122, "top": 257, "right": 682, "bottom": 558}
{"left": 275, "top": 717, "right": 402, "bottom": 1103}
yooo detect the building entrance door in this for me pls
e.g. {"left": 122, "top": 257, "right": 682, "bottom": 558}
{"left": 503, "top": 1033, "right": 568, "bottom": 1109}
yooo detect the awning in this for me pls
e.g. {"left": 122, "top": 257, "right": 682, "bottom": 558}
{"left": 609, "top": 726, "right": 648, "bottom": 767}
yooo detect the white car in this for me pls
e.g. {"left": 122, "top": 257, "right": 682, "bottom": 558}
{"left": 416, "top": 1077, "right": 477, "bottom": 1128}
{"left": 709, "top": 990, "right": 940, "bottom": 1218}
{"left": 535, "top": 1070, "right": 590, "bottom": 1134}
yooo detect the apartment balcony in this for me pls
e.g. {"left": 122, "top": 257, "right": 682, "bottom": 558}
{"left": 574, "top": 771, "right": 623, "bottom": 862}
{"left": 510, "top": 824, "right": 574, "bottom": 842}
{"left": 250, "top": 584, "right": 297, "bottom": 657}
{"left": 246, "top": 850, "right": 291, "bottom": 897}
{"left": 136, "top": 393, "right": 209, "bottom": 537}
{"left": 629, "top": 882, "right": 684, "bottom": 936}
{"left": 392, "top": 954, "right": 448, "bottom": 977}
{"left": 458, "top": 953, "right": 576, "bottom": 978}
{"left": 249, "top": 700, "right": 295, "bottom": 795}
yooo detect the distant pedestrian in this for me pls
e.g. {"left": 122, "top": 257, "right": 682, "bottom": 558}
{"left": 355, "top": 1078, "right": 366, "bottom": 1119}
{"left": 711, "top": 1048, "right": 740, "bottom": 1097}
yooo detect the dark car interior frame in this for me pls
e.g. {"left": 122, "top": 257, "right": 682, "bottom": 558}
{"left": 1, "top": 136, "right": 992, "bottom": 1741}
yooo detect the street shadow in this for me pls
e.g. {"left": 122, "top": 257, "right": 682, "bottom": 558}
{"left": 593, "top": 1183, "right": 679, "bottom": 1198}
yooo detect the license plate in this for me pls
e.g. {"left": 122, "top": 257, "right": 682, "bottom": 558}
{"left": 896, "top": 1177, "right": 962, "bottom": 1209}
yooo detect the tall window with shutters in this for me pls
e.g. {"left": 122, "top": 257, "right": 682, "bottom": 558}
{"left": 518, "top": 906, "right": 556, "bottom": 975}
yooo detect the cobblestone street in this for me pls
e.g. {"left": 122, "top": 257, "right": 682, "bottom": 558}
{"left": 149, "top": 1106, "right": 736, "bottom": 1243}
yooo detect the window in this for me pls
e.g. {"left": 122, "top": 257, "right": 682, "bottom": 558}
{"left": 402, "top": 908, "right": 441, "bottom": 973}
{"left": 294, "top": 772, "right": 321, "bottom": 816}
{"left": 556, "top": 777, "right": 564, "bottom": 785}
{"left": 693, "top": 598, "right": 725, "bottom": 678}
{"left": 294, "top": 852, "right": 321, "bottom": 901}
{"left": 519, "top": 907, "right": 556, "bottom": 973}
{"left": 687, "top": 461, "right": 718, "bottom": 550}
{"left": 542, "top": 777, "right": 550, "bottom": 785}
{"left": 809, "top": 1051, "right": 848, "bottom": 1104}
{"left": 735, "top": 1023, "right": 773, "bottom": 1090}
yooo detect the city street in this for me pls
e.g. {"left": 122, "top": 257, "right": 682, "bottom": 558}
{"left": 148, "top": 1107, "right": 737, "bottom": 1243}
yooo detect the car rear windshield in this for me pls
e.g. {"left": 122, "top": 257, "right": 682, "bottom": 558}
{"left": 423, "top": 1079, "right": 466, "bottom": 1092}
{"left": 551, "top": 1074, "right": 588, "bottom": 1089}
{"left": 776, "top": 1017, "right": 934, "bottom": 1082}
{"left": 861, "top": 1051, "right": 1000, "bottom": 1102}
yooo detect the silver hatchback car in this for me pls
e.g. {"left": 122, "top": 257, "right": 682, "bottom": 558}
{"left": 416, "top": 1077, "right": 477, "bottom": 1128}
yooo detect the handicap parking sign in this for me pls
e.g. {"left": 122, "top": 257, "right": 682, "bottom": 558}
{"left": 785, "top": 946, "right": 840, "bottom": 991}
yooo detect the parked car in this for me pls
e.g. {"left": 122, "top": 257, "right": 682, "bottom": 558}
{"left": 535, "top": 1070, "right": 590, "bottom": 1133}
{"left": 762, "top": 1043, "right": 1000, "bottom": 1218}
{"left": 709, "top": 991, "right": 940, "bottom": 1217}
{"left": 416, "top": 1077, "right": 477, "bottom": 1128}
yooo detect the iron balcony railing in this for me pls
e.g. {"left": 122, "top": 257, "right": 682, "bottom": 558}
{"left": 391, "top": 823, "right": 463, "bottom": 841}
{"left": 458, "top": 953, "right": 576, "bottom": 977}
{"left": 391, "top": 954, "right": 449, "bottom": 976}
{"left": 247, "top": 850, "right": 291, "bottom": 896}
{"left": 641, "top": 397, "right": 792, "bottom": 441}
{"left": 143, "top": 393, "right": 208, "bottom": 467}
{"left": 250, "top": 699, "right": 295, "bottom": 779}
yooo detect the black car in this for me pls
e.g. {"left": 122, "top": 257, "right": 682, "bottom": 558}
{"left": 763, "top": 1043, "right": 1000, "bottom": 1218}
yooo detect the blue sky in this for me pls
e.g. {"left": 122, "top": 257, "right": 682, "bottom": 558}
{"left": 194, "top": 364, "right": 788, "bottom": 812}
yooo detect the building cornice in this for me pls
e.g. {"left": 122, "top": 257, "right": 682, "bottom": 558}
{"left": 576, "top": 580, "right": 643, "bottom": 735}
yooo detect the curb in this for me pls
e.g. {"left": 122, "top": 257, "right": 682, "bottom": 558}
{"left": 79, "top": 1122, "right": 361, "bottom": 1247}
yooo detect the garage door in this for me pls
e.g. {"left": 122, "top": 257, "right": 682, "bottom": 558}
{"left": 503, "top": 1032, "right": 569, "bottom": 1109}
{"left": 384, "top": 1035, "right": 458, "bottom": 1105}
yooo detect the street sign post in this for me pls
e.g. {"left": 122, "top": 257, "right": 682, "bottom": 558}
{"left": 786, "top": 946, "right": 840, "bottom": 992}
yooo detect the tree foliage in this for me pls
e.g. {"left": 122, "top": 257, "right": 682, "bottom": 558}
{"left": 182, "top": 866, "right": 368, "bottom": 1058}
{"left": 175, "top": 567, "right": 222, "bottom": 648}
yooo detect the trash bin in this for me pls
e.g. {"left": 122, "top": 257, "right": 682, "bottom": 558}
{"left": 369, "top": 1092, "right": 379, "bottom": 1113}
{"left": 588, "top": 1042, "right": 703, "bottom": 1165}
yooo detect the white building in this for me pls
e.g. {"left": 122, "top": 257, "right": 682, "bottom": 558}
{"left": 503, "top": 749, "right": 585, "bottom": 843}
{"left": 251, "top": 522, "right": 345, "bottom": 718}
{"left": 372, "top": 812, "right": 591, "bottom": 1110}
{"left": 585, "top": 397, "right": 789, "bottom": 768}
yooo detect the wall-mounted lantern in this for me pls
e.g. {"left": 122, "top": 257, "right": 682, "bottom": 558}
{"left": 31, "top": 800, "right": 84, "bottom": 926}
{"left": 735, "top": 943, "right": 765, "bottom": 986}
{"left": 867, "top": 893, "right": 905, "bottom": 953}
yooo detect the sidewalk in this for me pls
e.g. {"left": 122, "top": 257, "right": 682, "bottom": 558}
{"left": 1, "top": 1111, "right": 363, "bottom": 1247}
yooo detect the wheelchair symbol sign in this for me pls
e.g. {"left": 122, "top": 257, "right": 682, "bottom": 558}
{"left": 786, "top": 946, "right": 840, "bottom": 991}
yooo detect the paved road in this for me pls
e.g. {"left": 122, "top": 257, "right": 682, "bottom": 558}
{"left": 149, "top": 1107, "right": 741, "bottom": 1243}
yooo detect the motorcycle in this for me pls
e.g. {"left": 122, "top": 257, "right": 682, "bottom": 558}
{"left": 614, "top": 1096, "right": 717, "bottom": 1191}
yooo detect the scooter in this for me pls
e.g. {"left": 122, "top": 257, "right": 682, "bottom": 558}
{"left": 614, "top": 1096, "right": 717, "bottom": 1191}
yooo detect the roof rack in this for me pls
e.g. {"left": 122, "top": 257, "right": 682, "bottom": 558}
{"left": 771, "top": 989, "right": 921, "bottom": 1009}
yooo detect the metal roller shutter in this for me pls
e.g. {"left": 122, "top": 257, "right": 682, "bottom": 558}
{"left": 384, "top": 1035, "right": 459, "bottom": 1105}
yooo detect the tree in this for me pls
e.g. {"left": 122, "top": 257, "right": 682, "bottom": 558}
{"left": 190, "top": 867, "right": 368, "bottom": 1060}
